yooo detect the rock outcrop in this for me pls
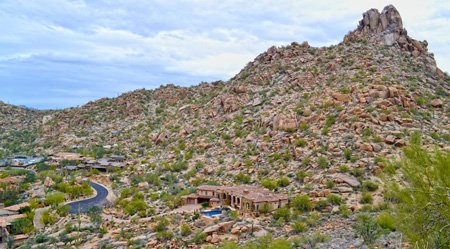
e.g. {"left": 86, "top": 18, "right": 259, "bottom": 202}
{"left": 344, "top": 5, "right": 430, "bottom": 59}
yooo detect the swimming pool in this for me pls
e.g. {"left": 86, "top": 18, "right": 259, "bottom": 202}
{"left": 201, "top": 208, "right": 231, "bottom": 216}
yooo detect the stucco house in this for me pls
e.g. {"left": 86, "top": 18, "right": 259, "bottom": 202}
{"left": 181, "top": 185, "right": 288, "bottom": 214}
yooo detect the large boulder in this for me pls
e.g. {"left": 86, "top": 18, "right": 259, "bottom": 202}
{"left": 335, "top": 174, "right": 361, "bottom": 188}
{"left": 44, "top": 177, "right": 55, "bottom": 188}
{"left": 203, "top": 221, "right": 235, "bottom": 235}
{"left": 430, "top": 99, "right": 443, "bottom": 108}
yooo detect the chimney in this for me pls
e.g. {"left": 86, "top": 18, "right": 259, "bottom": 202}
{"left": 243, "top": 189, "right": 249, "bottom": 194}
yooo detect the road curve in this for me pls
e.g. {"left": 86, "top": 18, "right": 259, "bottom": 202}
{"left": 67, "top": 181, "right": 109, "bottom": 214}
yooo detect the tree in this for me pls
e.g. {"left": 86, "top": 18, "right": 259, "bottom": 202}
{"left": 384, "top": 134, "right": 450, "bottom": 248}
{"left": 44, "top": 191, "right": 65, "bottom": 207}
{"left": 87, "top": 206, "right": 103, "bottom": 229}
{"left": 10, "top": 218, "right": 33, "bottom": 235}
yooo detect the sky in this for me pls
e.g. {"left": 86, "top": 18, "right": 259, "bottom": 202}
{"left": 1, "top": 0, "right": 449, "bottom": 109}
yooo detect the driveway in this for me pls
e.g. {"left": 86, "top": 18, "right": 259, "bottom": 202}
{"left": 67, "top": 181, "right": 109, "bottom": 214}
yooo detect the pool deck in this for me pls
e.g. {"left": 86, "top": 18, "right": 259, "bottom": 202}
{"left": 168, "top": 204, "right": 203, "bottom": 214}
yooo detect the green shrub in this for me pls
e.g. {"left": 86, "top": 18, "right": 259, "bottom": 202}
{"left": 376, "top": 213, "right": 396, "bottom": 231}
{"left": 261, "top": 178, "right": 278, "bottom": 190}
{"left": 306, "top": 212, "right": 321, "bottom": 227}
{"left": 294, "top": 139, "right": 307, "bottom": 147}
{"left": 321, "top": 128, "right": 329, "bottom": 135}
{"left": 353, "top": 214, "right": 381, "bottom": 246}
{"left": 273, "top": 207, "right": 291, "bottom": 221}
{"left": 339, "top": 165, "right": 349, "bottom": 173}
{"left": 291, "top": 220, "right": 307, "bottom": 233}
{"left": 339, "top": 204, "right": 350, "bottom": 218}
{"left": 191, "top": 230, "right": 207, "bottom": 244}
{"left": 235, "top": 174, "right": 251, "bottom": 184}
{"left": 314, "top": 199, "right": 329, "bottom": 211}
{"left": 317, "top": 156, "right": 329, "bottom": 168}
{"left": 343, "top": 149, "right": 352, "bottom": 160}
{"left": 297, "top": 170, "right": 307, "bottom": 182}
{"left": 291, "top": 194, "right": 312, "bottom": 212}
{"left": 360, "top": 192, "right": 373, "bottom": 204}
{"left": 277, "top": 177, "right": 290, "bottom": 187}
{"left": 361, "top": 181, "right": 379, "bottom": 192}
{"left": 326, "top": 194, "right": 342, "bottom": 205}
{"left": 299, "top": 123, "right": 309, "bottom": 130}
{"left": 325, "top": 179, "right": 335, "bottom": 189}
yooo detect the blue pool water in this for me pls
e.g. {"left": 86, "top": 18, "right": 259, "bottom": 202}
{"left": 201, "top": 208, "right": 231, "bottom": 216}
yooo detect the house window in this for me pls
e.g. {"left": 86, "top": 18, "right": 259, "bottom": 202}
{"left": 201, "top": 191, "right": 203, "bottom": 195}
{"left": 205, "top": 191, "right": 208, "bottom": 195}
{"left": 246, "top": 203, "right": 249, "bottom": 209}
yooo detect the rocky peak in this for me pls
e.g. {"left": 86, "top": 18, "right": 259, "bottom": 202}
{"left": 344, "top": 5, "right": 431, "bottom": 61}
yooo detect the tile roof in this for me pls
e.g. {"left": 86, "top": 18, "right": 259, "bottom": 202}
{"left": 3, "top": 202, "right": 30, "bottom": 212}
{"left": 196, "top": 185, "right": 288, "bottom": 203}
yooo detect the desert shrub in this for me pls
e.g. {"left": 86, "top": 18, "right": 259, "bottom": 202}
{"left": 294, "top": 139, "right": 307, "bottom": 147}
{"left": 344, "top": 149, "right": 352, "bottom": 160}
{"left": 314, "top": 199, "right": 329, "bottom": 211}
{"left": 339, "top": 165, "right": 349, "bottom": 173}
{"left": 376, "top": 213, "right": 396, "bottom": 232}
{"left": 261, "top": 178, "right": 278, "bottom": 190}
{"left": 277, "top": 177, "right": 290, "bottom": 187}
{"left": 339, "top": 204, "right": 350, "bottom": 218}
{"left": 191, "top": 230, "right": 207, "bottom": 244}
{"left": 317, "top": 156, "right": 329, "bottom": 168}
{"left": 302, "top": 230, "right": 330, "bottom": 248}
{"left": 291, "top": 194, "right": 312, "bottom": 212}
{"left": 273, "top": 207, "right": 291, "bottom": 221}
{"left": 291, "top": 219, "right": 307, "bottom": 233}
{"left": 297, "top": 170, "right": 307, "bottom": 182}
{"left": 154, "top": 218, "right": 169, "bottom": 232}
{"left": 306, "top": 212, "right": 321, "bottom": 227}
{"left": 181, "top": 223, "right": 192, "bottom": 236}
{"left": 353, "top": 214, "right": 381, "bottom": 246}
{"left": 326, "top": 194, "right": 342, "bottom": 205}
{"left": 360, "top": 192, "right": 373, "bottom": 204}
{"left": 44, "top": 192, "right": 65, "bottom": 207}
{"left": 10, "top": 218, "right": 33, "bottom": 235}
{"left": 361, "top": 180, "right": 379, "bottom": 192}
{"left": 325, "top": 179, "right": 335, "bottom": 189}
{"left": 235, "top": 174, "right": 251, "bottom": 184}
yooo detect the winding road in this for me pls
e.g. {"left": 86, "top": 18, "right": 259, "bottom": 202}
{"left": 67, "top": 181, "right": 109, "bottom": 214}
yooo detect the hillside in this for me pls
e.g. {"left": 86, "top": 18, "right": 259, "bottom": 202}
{"left": 1, "top": 4, "right": 450, "bottom": 248}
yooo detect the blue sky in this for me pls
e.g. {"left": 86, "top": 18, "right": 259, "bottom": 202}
{"left": 1, "top": 0, "right": 449, "bottom": 109}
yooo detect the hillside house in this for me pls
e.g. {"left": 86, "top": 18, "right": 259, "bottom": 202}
{"left": 181, "top": 185, "right": 288, "bottom": 214}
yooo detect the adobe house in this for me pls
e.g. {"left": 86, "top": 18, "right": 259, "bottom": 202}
{"left": 181, "top": 185, "right": 288, "bottom": 214}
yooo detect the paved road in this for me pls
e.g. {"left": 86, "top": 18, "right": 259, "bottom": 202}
{"left": 67, "top": 181, "right": 109, "bottom": 214}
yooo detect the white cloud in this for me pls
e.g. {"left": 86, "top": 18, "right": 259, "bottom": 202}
{"left": 0, "top": 0, "right": 450, "bottom": 108}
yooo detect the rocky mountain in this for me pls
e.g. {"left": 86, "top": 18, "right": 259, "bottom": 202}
{"left": 2, "top": 5, "right": 448, "bottom": 160}
{"left": 2, "top": 4, "right": 450, "bottom": 248}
